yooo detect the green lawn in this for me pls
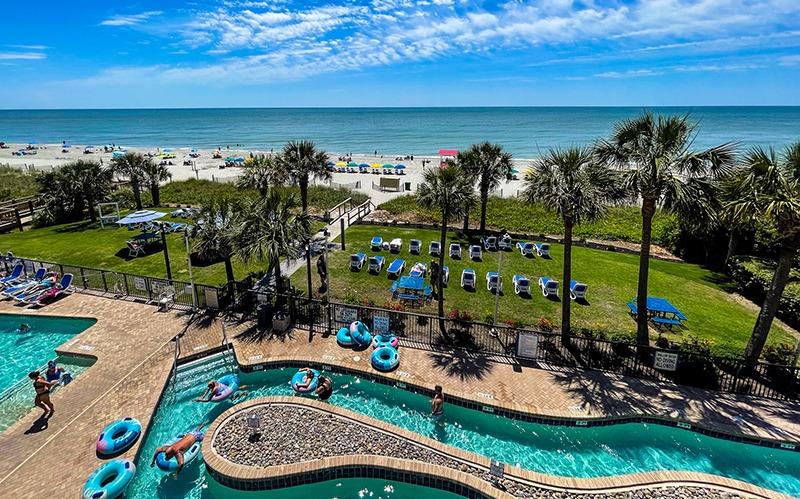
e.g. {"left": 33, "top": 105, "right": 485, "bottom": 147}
{"left": 294, "top": 224, "right": 796, "bottom": 356}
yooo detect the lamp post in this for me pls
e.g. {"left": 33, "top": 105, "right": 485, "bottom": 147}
{"left": 184, "top": 229, "right": 197, "bottom": 311}
{"left": 493, "top": 249, "right": 503, "bottom": 325}
{"left": 160, "top": 223, "right": 172, "bottom": 281}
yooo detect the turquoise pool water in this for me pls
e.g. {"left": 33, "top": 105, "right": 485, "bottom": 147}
{"left": 206, "top": 477, "right": 468, "bottom": 498}
{"left": 0, "top": 313, "right": 96, "bottom": 393}
{"left": 127, "top": 356, "right": 800, "bottom": 498}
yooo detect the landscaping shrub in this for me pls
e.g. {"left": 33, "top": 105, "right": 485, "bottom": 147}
{"left": 728, "top": 255, "right": 800, "bottom": 330}
{"left": 378, "top": 195, "right": 679, "bottom": 245}
{"left": 0, "top": 165, "right": 38, "bottom": 201}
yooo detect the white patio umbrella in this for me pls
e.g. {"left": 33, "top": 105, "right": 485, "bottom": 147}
{"left": 116, "top": 210, "right": 165, "bottom": 225}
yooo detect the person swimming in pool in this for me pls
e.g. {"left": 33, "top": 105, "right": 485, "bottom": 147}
{"left": 315, "top": 375, "right": 333, "bottom": 400}
{"left": 18, "top": 323, "right": 30, "bottom": 333}
{"left": 45, "top": 360, "right": 65, "bottom": 382}
{"left": 150, "top": 425, "right": 205, "bottom": 477}
{"left": 431, "top": 385, "right": 444, "bottom": 418}
{"left": 195, "top": 379, "right": 248, "bottom": 403}
{"left": 293, "top": 368, "right": 317, "bottom": 392}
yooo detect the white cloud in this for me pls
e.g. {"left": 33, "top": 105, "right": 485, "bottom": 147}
{"left": 0, "top": 52, "right": 46, "bottom": 60}
{"left": 779, "top": 54, "right": 800, "bottom": 66}
{"left": 595, "top": 69, "right": 660, "bottom": 78}
{"left": 100, "top": 11, "right": 163, "bottom": 27}
{"left": 7, "top": 44, "right": 48, "bottom": 50}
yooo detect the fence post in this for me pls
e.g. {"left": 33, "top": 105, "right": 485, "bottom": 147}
{"left": 340, "top": 218, "right": 346, "bottom": 250}
{"left": 101, "top": 271, "right": 108, "bottom": 292}
{"left": 14, "top": 209, "right": 22, "bottom": 232}
{"left": 27, "top": 200, "right": 34, "bottom": 216}
{"left": 79, "top": 267, "right": 87, "bottom": 289}
{"left": 123, "top": 273, "right": 130, "bottom": 296}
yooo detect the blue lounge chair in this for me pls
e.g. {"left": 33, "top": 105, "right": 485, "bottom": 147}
{"left": 461, "top": 268, "right": 476, "bottom": 289}
{"left": 387, "top": 259, "right": 405, "bottom": 278}
{"left": 26, "top": 273, "right": 73, "bottom": 305}
{"left": 469, "top": 245, "right": 482, "bottom": 261}
{"left": 13, "top": 273, "right": 57, "bottom": 302}
{"left": 371, "top": 236, "right": 383, "bottom": 250}
{"left": 486, "top": 272, "right": 502, "bottom": 292}
{"left": 534, "top": 243, "right": 551, "bottom": 257}
{"left": 350, "top": 253, "right": 367, "bottom": 271}
{"left": 516, "top": 241, "right": 535, "bottom": 257}
{"left": 481, "top": 236, "right": 497, "bottom": 251}
{"left": 0, "top": 263, "right": 24, "bottom": 286}
{"left": 441, "top": 265, "right": 450, "bottom": 286}
{"left": 570, "top": 280, "right": 588, "bottom": 300}
{"left": 368, "top": 255, "right": 385, "bottom": 274}
{"left": 410, "top": 239, "right": 422, "bottom": 254}
{"left": 429, "top": 241, "right": 441, "bottom": 256}
{"left": 538, "top": 276, "right": 559, "bottom": 297}
{"left": 513, "top": 275, "right": 531, "bottom": 295}
{"left": 2, "top": 268, "right": 46, "bottom": 297}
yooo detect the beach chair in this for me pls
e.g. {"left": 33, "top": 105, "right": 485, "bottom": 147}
{"left": 481, "top": 236, "right": 497, "bottom": 251}
{"left": 535, "top": 243, "right": 551, "bottom": 257}
{"left": 570, "top": 280, "right": 588, "bottom": 301}
{"left": 498, "top": 235, "right": 513, "bottom": 251}
{"left": 461, "top": 268, "right": 476, "bottom": 290}
{"left": 408, "top": 262, "right": 427, "bottom": 277}
{"left": 349, "top": 253, "right": 367, "bottom": 271}
{"left": 441, "top": 265, "right": 450, "bottom": 286}
{"left": 513, "top": 275, "right": 531, "bottom": 296}
{"left": 368, "top": 255, "right": 385, "bottom": 274}
{"left": 371, "top": 236, "right": 383, "bottom": 251}
{"left": 469, "top": 245, "right": 482, "bottom": 261}
{"left": 27, "top": 273, "right": 73, "bottom": 305}
{"left": 449, "top": 243, "right": 461, "bottom": 259}
{"left": 127, "top": 240, "right": 145, "bottom": 258}
{"left": 389, "top": 238, "right": 403, "bottom": 252}
{"left": 2, "top": 268, "right": 47, "bottom": 297}
{"left": 538, "top": 277, "right": 559, "bottom": 298}
{"left": 516, "top": 241, "right": 535, "bottom": 257}
{"left": 0, "top": 264, "right": 24, "bottom": 286}
{"left": 486, "top": 272, "right": 503, "bottom": 293}
{"left": 14, "top": 272, "right": 57, "bottom": 302}
{"left": 429, "top": 241, "right": 441, "bottom": 256}
{"left": 409, "top": 239, "right": 422, "bottom": 254}
{"left": 170, "top": 208, "right": 185, "bottom": 217}
{"left": 387, "top": 259, "right": 405, "bottom": 278}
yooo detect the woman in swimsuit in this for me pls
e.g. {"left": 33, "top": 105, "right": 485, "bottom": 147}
{"left": 431, "top": 385, "right": 444, "bottom": 418}
{"left": 29, "top": 370, "right": 57, "bottom": 417}
{"left": 195, "top": 380, "right": 225, "bottom": 403}
{"left": 294, "top": 368, "right": 317, "bottom": 392}
{"left": 315, "top": 375, "right": 333, "bottom": 400}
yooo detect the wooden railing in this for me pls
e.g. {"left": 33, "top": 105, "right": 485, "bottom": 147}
{"left": 0, "top": 196, "right": 44, "bottom": 232}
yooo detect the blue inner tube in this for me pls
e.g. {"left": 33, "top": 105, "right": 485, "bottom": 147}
{"left": 372, "top": 334, "right": 398, "bottom": 349}
{"left": 349, "top": 321, "right": 373, "bottom": 347}
{"left": 371, "top": 346, "right": 400, "bottom": 372}
{"left": 291, "top": 369, "right": 320, "bottom": 393}
{"left": 83, "top": 458, "right": 136, "bottom": 499}
{"left": 211, "top": 374, "right": 240, "bottom": 402}
{"left": 96, "top": 417, "right": 142, "bottom": 456}
{"left": 336, "top": 327, "right": 354, "bottom": 346}
{"left": 155, "top": 434, "right": 202, "bottom": 473}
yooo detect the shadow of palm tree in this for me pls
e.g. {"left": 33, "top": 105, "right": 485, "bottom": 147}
{"left": 233, "top": 323, "right": 298, "bottom": 344}
{"left": 427, "top": 350, "right": 494, "bottom": 381}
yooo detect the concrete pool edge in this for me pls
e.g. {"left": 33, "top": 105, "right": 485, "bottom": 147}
{"left": 203, "top": 397, "right": 787, "bottom": 499}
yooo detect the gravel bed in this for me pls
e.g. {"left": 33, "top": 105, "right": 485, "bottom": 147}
{"left": 214, "top": 404, "right": 744, "bottom": 499}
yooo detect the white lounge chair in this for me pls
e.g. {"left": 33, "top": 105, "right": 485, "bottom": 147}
{"left": 481, "top": 236, "right": 497, "bottom": 251}
{"left": 409, "top": 239, "right": 422, "bottom": 254}
{"left": 535, "top": 243, "right": 551, "bottom": 257}
{"left": 516, "top": 241, "right": 535, "bottom": 257}
{"left": 449, "top": 243, "right": 461, "bottom": 259}
{"left": 513, "top": 274, "right": 531, "bottom": 295}
{"left": 469, "top": 245, "right": 482, "bottom": 261}
{"left": 127, "top": 241, "right": 145, "bottom": 258}
{"left": 389, "top": 238, "right": 403, "bottom": 252}
{"left": 461, "top": 268, "right": 476, "bottom": 289}
{"left": 538, "top": 276, "right": 559, "bottom": 298}
{"left": 441, "top": 265, "right": 450, "bottom": 286}
{"left": 498, "top": 235, "right": 513, "bottom": 251}
{"left": 350, "top": 253, "right": 367, "bottom": 271}
{"left": 570, "top": 280, "right": 588, "bottom": 301}
{"left": 369, "top": 256, "right": 385, "bottom": 274}
{"left": 486, "top": 272, "right": 502, "bottom": 293}
{"left": 429, "top": 241, "right": 441, "bottom": 256}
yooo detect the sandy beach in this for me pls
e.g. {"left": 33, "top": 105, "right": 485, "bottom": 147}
{"left": 0, "top": 143, "right": 530, "bottom": 205}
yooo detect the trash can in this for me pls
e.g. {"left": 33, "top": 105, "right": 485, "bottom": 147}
{"left": 404, "top": 182, "right": 412, "bottom": 191}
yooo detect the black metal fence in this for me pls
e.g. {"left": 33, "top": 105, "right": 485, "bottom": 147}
{"left": 246, "top": 291, "right": 799, "bottom": 401}
{"left": 1, "top": 256, "right": 226, "bottom": 310}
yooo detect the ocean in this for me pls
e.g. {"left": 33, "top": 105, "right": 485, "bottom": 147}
{"left": 0, "top": 107, "right": 798, "bottom": 157}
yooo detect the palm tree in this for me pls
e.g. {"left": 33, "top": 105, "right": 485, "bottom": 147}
{"left": 111, "top": 152, "right": 150, "bottom": 210}
{"left": 724, "top": 144, "right": 800, "bottom": 369}
{"left": 35, "top": 160, "right": 112, "bottom": 223}
{"left": 718, "top": 169, "right": 755, "bottom": 268}
{"left": 238, "top": 154, "right": 280, "bottom": 196}
{"left": 458, "top": 142, "right": 513, "bottom": 233}
{"left": 142, "top": 161, "right": 171, "bottom": 206}
{"left": 595, "top": 113, "right": 735, "bottom": 346}
{"left": 417, "top": 163, "right": 475, "bottom": 338}
{"left": 524, "top": 147, "right": 618, "bottom": 338}
{"left": 191, "top": 200, "right": 238, "bottom": 283}
{"left": 234, "top": 190, "right": 311, "bottom": 295}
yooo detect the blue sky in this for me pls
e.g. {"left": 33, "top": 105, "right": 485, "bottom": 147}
{"left": 1, "top": 0, "right": 799, "bottom": 108}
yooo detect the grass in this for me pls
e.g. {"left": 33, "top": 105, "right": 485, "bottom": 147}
{"left": 378, "top": 195, "right": 679, "bottom": 246}
{"left": 293, "top": 223, "right": 795, "bottom": 356}
{"left": 0, "top": 165, "right": 38, "bottom": 202}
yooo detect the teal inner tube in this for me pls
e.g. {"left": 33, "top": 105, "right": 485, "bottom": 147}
{"left": 291, "top": 369, "right": 320, "bottom": 393}
{"left": 372, "top": 333, "right": 399, "bottom": 349}
{"left": 82, "top": 458, "right": 136, "bottom": 499}
{"left": 155, "top": 434, "right": 202, "bottom": 473}
{"left": 96, "top": 417, "right": 142, "bottom": 456}
{"left": 336, "top": 326, "right": 354, "bottom": 346}
{"left": 371, "top": 346, "right": 400, "bottom": 372}
{"left": 349, "top": 321, "right": 373, "bottom": 347}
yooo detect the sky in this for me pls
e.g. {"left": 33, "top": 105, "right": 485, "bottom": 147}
{"left": 1, "top": 0, "right": 799, "bottom": 108}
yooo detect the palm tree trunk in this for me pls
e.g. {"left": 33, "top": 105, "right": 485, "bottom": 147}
{"left": 132, "top": 181, "right": 143, "bottom": 210}
{"left": 742, "top": 246, "right": 795, "bottom": 371}
{"left": 479, "top": 189, "right": 488, "bottom": 232}
{"left": 299, "top": 179, "right": 309, "bottom": 212}
{"left": 561, "top": 218, "right": 573, "bottom": 339}
{"left": 724, "top": 228, "right": 739, "bottom": 269}
{"left": 299, "top": 177, "right": 312, "bottom": 298}
{"left": 86, "top": 196, "right": 97, "bottom": 223}
{"left": 224, "top": 257, "right": 235, "bottom": 283}
{"left": 462, "top": 212, "right": 469, "bottom": 233}
{"left": 151, "top": 185, "right": 160, "bottom": 206}
{"left": 636, "top": 198, "right": 656, "bottom": 346}
{"left": 437, "top": 214, "right": 447, "bottom": 339}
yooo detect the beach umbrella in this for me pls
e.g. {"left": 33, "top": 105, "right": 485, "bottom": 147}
{"left": 116, "top": 210, "right": 165, "bottom": 225}
{"left": 395, "top": 164, "right": 406, "bottom": 169}
{"left": 335, "top": 161, "right": 346, "bottom": 167}
{"left": 382, "top": 164, "right": 394, "bottom": 169}
{"left": 347, "top": 161, "right": 358, "bottom": 167}
{"left": 233, "top": 156, "right": 245, "bottom": 163}
{"left": 224, "top": 156, "right": 236, "bottom": 162}
{"left": 163, "top": 148, "right": 173, "bottom": 152}
{"left": 112, "top": 151, "right": 125, "bottom": 158}
{"left": 326, "top": 161, "right": 336, "bottom": 167}
{"left": 371, "top": 163, "right": 381, "bottom": 168}
{"left": 359, "top": 163, "right": 370, "bottom": 168}
{"left": 511, "top": 168, "right": 519, "bottom": 174}
{"left": 62, "top": 144, "right": 71, "bottom": 149}
{"left": 191, "top": 148, "right": 198, "bottom": 153}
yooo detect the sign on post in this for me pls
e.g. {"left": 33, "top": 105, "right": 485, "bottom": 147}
{"left": 373, "top": 315, "right": 390, "bottom": 334}
{"left": 489, "top": 460, "right": 505, "bottom": 479}
{"left": 516, "top": 331, "right": 539, "bottom": 359}
{"left": 133, "top": 277, "right": 147, "bottom": 291}
{"left": 653, "top": 351, "right": 679, "bottom": 371}
{"left": 334, "top": 306, "right": 358, "bottom": 324}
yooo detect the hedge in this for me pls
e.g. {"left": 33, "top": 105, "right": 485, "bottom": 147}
{"left": 728, "top": 255, "right": 800, "bottom": 330}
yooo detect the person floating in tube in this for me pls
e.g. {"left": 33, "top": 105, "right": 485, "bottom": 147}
{"left": 150, "top": 425, "right": 205, "bottom": 477}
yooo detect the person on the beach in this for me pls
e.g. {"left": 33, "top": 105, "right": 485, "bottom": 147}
{"left": 294, "top": 368, "right": 317, "bottom": 392}
{"left": 431, "top": 385, "right": 444, "bottom": 418}
{"left": 150, "top": 425, "right": 204, "bottom": 476}
{"left": 315, "top": 375, "right": 333, "bottom": 400}
{"left": 29, "top": 371, "right": 57, "bottom": 417}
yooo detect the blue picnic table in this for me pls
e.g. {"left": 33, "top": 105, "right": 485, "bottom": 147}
{"left": 390, "top": 276, "right": 431, "bottom": 307}
{"left": 626, "top": 296, "right": 687, "bottom": 329}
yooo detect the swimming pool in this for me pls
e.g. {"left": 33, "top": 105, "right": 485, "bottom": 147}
{"left": 127, "top": 355, "right": 800, "bottom": 498}
{"left": 207, "top": 477, "right": 469, "bottom": 498}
